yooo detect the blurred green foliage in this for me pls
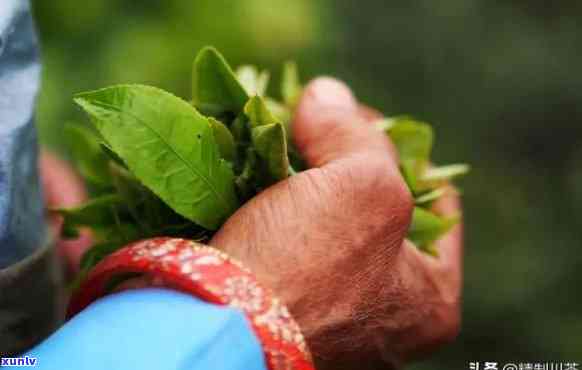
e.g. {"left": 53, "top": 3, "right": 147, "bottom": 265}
{"left": 32, "top": 0, "right": 334, "bottom": 150}
{"left": 32, "top": 0, "right": 582, "bottom": 367}
{"left": 335, "top": 0, "right": 582, "bottom": 365}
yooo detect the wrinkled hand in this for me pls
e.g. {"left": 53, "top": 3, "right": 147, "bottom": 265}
{"left": 211, "top": 78, "right": 463, "bottom": 369}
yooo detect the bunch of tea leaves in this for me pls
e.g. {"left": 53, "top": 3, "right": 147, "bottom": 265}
{"left": 56, "top": 47, "right": 468, "bottom": 278}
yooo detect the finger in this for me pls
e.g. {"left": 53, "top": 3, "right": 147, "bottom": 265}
{"left": 403, "top": 190, "right": 462, "bottom": 299}
{"left": 39, "top": 150, "right": 86, "bottom": 239}
{"left": 293, "top": 77, "right": 397, "bottom": 168}
{"left": 393, "top": 189, "right": 463, "bottom": 360}
{"left": 39, "top": 150, "right": 92, "bottom": 272}
{"left": 39, "top": 150, "right": 87, "bottom": 207}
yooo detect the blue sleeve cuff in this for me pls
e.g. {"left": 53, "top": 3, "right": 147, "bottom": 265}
{"left": 17, "top": 288, "right": 268, "bottom": 370}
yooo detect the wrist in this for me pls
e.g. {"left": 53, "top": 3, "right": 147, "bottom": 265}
{"left": 68, "top": 237, "right": 314, "bottom": 370}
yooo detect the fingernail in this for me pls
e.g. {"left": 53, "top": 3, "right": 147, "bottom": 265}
{"left": 305, "top": 77, "right": 357, "bottom": 110}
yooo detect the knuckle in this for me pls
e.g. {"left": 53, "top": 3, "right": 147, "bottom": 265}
{"left": 365, "top": 157, "right": 414, "bottom": 227}
{"left": 338, "top": 155, "right": 413, "bottom": 238}
{"left": 323, "top": 149, "right": 415, "bottom": 242}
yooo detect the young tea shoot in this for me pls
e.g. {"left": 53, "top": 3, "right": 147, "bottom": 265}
{"left": 56, "top": 47, "right": 469, "bottom": 281}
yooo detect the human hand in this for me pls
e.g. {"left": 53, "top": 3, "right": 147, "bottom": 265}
{"left": 39, "top": 150, "right": 92, "bottom": 273}
{"left": 210, "top": 78, "right": 463, "bottom": 369}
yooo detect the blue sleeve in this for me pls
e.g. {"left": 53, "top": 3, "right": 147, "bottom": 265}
{"left": 0, "top": 0, "right": 44, "bottom": 269}
{"left": 12, "top": 289, "right": 268, "bottom": 370}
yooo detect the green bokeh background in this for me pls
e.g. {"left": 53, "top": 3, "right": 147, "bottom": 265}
{"left": 31, "top": 0, "right": 582, "bottom": 366}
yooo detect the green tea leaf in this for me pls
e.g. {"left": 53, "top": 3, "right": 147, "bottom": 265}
{"left": 418, "top": 164, "right": 470, "bottom": 190}
{"left": 231, "top": 114, "right": 250, "bottom": 143}
{"left": 74, "top": 84, "right": 239, "bottom": 230}
{"left": 54, "top": 194, "right": 126, "bottom": 238}
{"left": 209, "top": 117, "right": 236, "bottom": 161}
{"left": 408, "top": 207, "right": 458, "bottom": 252}
{"left": 67, "top": 47, "right": 469, "bottom": 263}
{"left": 55, "top": 194, "right": 123, "bottom": 227}
{"left": 65, "top": 124, "right": 111, "bottom": 187}
{"left": 244, "top": 95, "right": 278, "bottom": 127}
{"left": 265, "top": 98, "right": 292, "bottom": 126}
{"left": 244, "top": 96, "right": 290, "bottom": 184}
{"left": 400, "top": 163, "right": 418, "bottom": 193}
{"left": 387, "top": 117, "right": 434, "bottom": 180}
{"left": 415, "top": 187, "right": 447, "bottom": 205}
{"left": 374, "top": 118, "right": 396, "bottom": 133}
{"left": 251, "top": 123, "right": 290, "bottom": 184}
{"left": 235, "top": 148, "right": 258, "bottom": 201}
{"left": 192, "top": 47, "right": 249, "bottom": 116}
{"left": 236, "top": 65, "right": 270, "bottom": 96}
{"left": 109, "top": 164, "right": 151, "bottom": 232}
{"left": 265, "top": 97, "right": 293, "bottom": 142}
{"left": 281, "top": 61, "right": 302, "bottom": 107}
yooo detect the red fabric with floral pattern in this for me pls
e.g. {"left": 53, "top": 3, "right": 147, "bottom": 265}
{"left": 67, "top": 238, "right": 314, "bottom": 370}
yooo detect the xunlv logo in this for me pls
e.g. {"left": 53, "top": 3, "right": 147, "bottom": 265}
{"left": 0, "top": 356, "right": 38, "bottom": 367}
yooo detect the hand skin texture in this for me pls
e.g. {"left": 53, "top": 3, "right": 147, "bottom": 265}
{"left": 211, "top": 78, "right": 463, "bottom": 369}
{"left": 39, "top": 78, "right": 462, "bottom": 369}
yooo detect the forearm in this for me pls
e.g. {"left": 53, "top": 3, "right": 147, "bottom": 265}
{"left": 15, "top": 289, "right": 267, "bottom": 370}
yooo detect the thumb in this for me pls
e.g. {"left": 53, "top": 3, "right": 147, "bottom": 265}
{"left": 293, "top": 77, "right": 394, "bottom": 168}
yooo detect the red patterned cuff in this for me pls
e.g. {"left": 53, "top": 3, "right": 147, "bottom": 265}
{"left": 67, "top": 237, "right": 314, "bottom": 370}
